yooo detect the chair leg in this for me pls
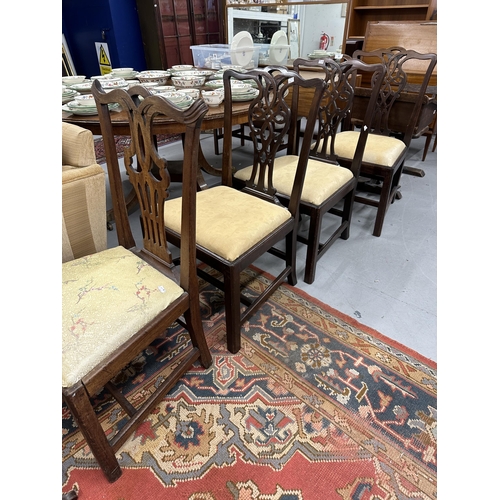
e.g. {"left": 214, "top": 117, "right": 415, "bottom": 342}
{"left": 340, "top": 191, "right": 355, "bottom": 241}
{"left": 421, "top": 132, "right": 433, "bottom": 162}
{"left": 224, "top": 267, "right": 242, "bottom": 354}
{"left": 213, "top": 129, "right": 221, "bottom": 155}
{"left": 372, "top": 172, "right": 395, "bottom": 237}
{"left": 286, "top": 228, "right": 298, "bottom": 286}
{"left": 184, "top": 308, "right": 212, "bottom": 368}
{"left": 303, "top": 211, "right": 322, "bottom": 285}
{"left": 63, "top": 383, "right": 122, "bottom": 482}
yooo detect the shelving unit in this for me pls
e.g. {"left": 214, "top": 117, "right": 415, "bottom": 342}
{"left": 343, "top": 0, "right": 437, "bottom": 52}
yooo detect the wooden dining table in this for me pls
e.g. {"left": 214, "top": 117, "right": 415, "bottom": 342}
{"left": 62, "top": 95, "right": 251, "bottom": 187}
{"left": 63, "top": 86, "right": 253, "bottom": 226}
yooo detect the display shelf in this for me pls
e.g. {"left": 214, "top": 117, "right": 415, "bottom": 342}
{"left": 343, "top": 0, "right": 436, "bottom": 51}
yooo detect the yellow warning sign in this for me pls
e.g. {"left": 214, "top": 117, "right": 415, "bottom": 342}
{"left": 99, "top": 45, "right": 111, "bottom": 66}
{"left": 95, "top": 42, "right": 112, "bottom": 75}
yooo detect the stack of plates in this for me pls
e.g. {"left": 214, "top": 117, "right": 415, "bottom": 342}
{"left": 62, "top": 87, "right": 79, "bottom": 104}
{"left": 230, "top": 88, "right": 259, "bottom": 102}
{"left": 307, "top": 51, "right": 336, "bottom": 59}
{"left": 62, "top": 101, "right": 121, "bottom": 116}
{"left": 68, "top": 82, "right": 93, "bottom": 94}
{"left": 205, "top": 80, "right": 224, "bottom": 89}
{"left": 155, "top": 92, "right": 194, "bottom": 109}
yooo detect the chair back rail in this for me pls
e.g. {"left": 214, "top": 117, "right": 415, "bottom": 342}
{"left": 222, "top": 67, "right": 325, "bottom": 218}
{"left": 350, "top": 48, "right": 437, "bottom": 145}
{"left": 292, "top": 57, "right": 385, "bottom": 178}
{"left": 92, "top": 80, "right": 208, "bottom": 287}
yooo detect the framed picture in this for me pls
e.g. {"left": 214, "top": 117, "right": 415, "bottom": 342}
{"left": 62, "top": 34, "right": 76, "bottom": 76}
{"left": 287, "top": 19, "right": 300, "bottom": 60}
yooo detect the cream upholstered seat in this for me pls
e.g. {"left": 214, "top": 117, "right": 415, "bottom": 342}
{"left": 164, "top": 185, "right": 291, "bottom": 262}
{"left": 235, "top": 155, "right": 354, "bottom": 207}
{"left": 234, "top": 58, "right": 385, "bottom": 284}
{"left": 62, "top": 81, "right": 212, "bottom": 483}
{"left": 62, "top": 122, "right": 107, "bottom": 262}
{"left": 323, "top": 131, "right": 406, "bottom": 167}
{"left": 164, "top": 68, "right": 325, "bottom": 353}
{"left": 337, "top": 48, "right": 437, "bottom": 237}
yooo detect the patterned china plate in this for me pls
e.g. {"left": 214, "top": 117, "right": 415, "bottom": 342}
{"left": 205, "top": 80, "right": 224, "bottom": 89}
{"left": 307, "top": 52, "right": 335, "bottom": 59}
{"left": 62, "top": 102, "right": 120, "bottom": 116}
{"left": 68, "top": 82, "right": 93, "bottom": 93}
{"left": 171, "top": 70, "right": 214, "bottom": 77}
{"left": 231, "top": 89, "right": 259, "bottom": 101}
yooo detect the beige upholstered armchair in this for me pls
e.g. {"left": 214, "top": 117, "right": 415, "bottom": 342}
{"left": 62, "top": 122, "right": 107, "bottom": 262}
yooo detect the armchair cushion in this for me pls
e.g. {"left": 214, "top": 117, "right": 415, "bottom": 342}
{"left": 235, "top": 155, "right": 354, "bottom": 206}
{"left": 164, "top": 185, "right": 291, "bottom": 262}
{"left": 62, "top": 122, "right": 98, "bottom": 167}
{"left": 62, "top": 123, "right": 107, "bottom": 263}
{"left": 62, "top": 246, "right": 184, "bottom": 388}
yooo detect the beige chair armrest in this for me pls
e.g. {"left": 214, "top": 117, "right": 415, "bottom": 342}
{"left": 62, "top": 164, "right": 107, "bottom": 262}
{"left": 62, "top": 122, "right": 97, "bottom": 167}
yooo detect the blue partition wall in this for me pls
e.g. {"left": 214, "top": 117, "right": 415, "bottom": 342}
{"left": 62, "top": 0, "right": 147, "bottom": 77}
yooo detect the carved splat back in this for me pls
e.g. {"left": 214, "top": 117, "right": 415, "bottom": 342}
{"left": 292, "top": 57, "right": 385, "bottom": 165}
{"left": 92, "top": 80, "right": 209, "bottom": 285}
{"left": 221, "top": 68, "right": 325, "bottom": 215}
{"left": 351, "top": 47, "right": 437, "bottom": 144}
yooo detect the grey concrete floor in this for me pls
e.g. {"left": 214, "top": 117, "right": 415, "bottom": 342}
{"left": 105, "top": 131, "right": 437, "bottom": 362}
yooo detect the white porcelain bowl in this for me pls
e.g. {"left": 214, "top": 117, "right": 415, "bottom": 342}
{"left": 156, "top": 91, "right": 186, "bottom": 104}
{"left": 141, "top": 82, "right": 159, "bottom": 89}
{"left": 171, "top": 75, "right": 206, "bottom": 88}
{"left": 137, "top": 71, "right": 170, "bottom": 85}
{"left": 62, "top": 75, "right": 86, "bottom": 85}
{"left": 153, "top": 85, "right": 176, "bottom": 93}
{"left": 74, "top": 94, "right": 96, "bottom": 107}
{"left": 100, "top": 78, "right": 128, "bottom": 89}
{"left": 177, "top": 88, "right": 200, "bottom": 99}
{"left": 172, "top": 64, "right": 193, "bottom": 72}
{"left": 230, "top": 82, "right": 252, "bottom": 94}
{"left": 111, "top": 67, "right": 134, "bottom": 76}
{"left": 201, "top": 90, "right": 224, "bottom": 107}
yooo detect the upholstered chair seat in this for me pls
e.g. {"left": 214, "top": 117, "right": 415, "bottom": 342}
{"left": 331, "top": 131, "right": 406, "bottom": 167}
{"left": 164, "top": 185, "right": 291, "bottom": 262}
{"left": 62, "top": 246, "right": 185, "bottom": 388}
{"left": 235, "top": 155, "right": 354, "bottom": 206}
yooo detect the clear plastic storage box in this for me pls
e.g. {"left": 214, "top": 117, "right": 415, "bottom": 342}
{"left": 190, "top": 44, "right": 260, "bottom": 70}
{"left": 255, "top": 43, "right": 291, "bottom": 66}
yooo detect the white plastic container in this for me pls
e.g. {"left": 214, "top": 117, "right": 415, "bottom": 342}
{"left": 190, "top": 44, "right": 260, "bottom": 70}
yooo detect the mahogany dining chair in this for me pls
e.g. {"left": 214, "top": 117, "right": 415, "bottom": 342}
{"left": 335, "top": 47, "right": 437, "bottom": 236}
{"left": 62, "top": 80, "right": 212, "bottom": 482}
{"left": 163, "top": 68, "right": 325, "bottom": 353}
{"left": 234, "top": 58, "right": 385, "bottom": 283}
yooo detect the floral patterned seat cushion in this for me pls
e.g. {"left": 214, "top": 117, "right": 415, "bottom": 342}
{"left": 62, "top": 246, "right": 184, "bottom": 388}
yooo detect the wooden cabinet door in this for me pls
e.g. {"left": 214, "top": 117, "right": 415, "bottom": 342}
{"left": 136, "top": 0, "right": 222, "bottom": 69}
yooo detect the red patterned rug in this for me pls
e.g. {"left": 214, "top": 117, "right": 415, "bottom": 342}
{"left": 94, "top": 134, "right": 181, "bottom": 164}
{"left": 62, "top": 266, "right": 437, "bottom": 499}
